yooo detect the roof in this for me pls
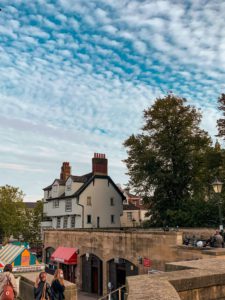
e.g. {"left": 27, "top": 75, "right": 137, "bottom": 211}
{"left": 0, "top": 244, "right": 25, "bottom": 265}
{"left": 46, "top": 174, "right": 126, "bottom": 201}
{"left": 123, "top": 203, "right": 139, "bottom": 211}
{"left": 24, "top": 202, "right": 37, "bottom": 209}
{"left": 74, "top": 175, "right": 126, "bottom": 200}
{"left": 43, "top": 179, "right": 65, "bottom": 191}
{"left": 70, "top": 172, "right": 93, "bottom": 183}
{"left": 43, "top": 173, "right": 92, "bottom": 191}
{"left": 51, "top": 247, "right": 78, "bottom": 265}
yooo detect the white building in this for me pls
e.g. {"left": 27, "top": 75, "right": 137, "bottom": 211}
{"left": 120, "top": 188, "right": 150, "bottom": 227}
{"left": 42, "top": 153, "right": 125, "bottom": 229}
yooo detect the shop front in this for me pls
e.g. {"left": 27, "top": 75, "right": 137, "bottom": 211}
{"left": 50, "top": 246, "right": 78, "bottom": 283}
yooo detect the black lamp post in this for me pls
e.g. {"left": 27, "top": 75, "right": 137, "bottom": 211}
{"left": 212, "top": 178, "right": 223, "bottom": 231}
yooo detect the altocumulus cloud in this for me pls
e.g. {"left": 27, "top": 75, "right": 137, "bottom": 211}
{"left": 0, "top": 0, "right": 224, "bottom": 200}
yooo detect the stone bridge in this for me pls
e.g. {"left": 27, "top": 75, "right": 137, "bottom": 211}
{"left": 44, "top": 228, "right": 211, "bottom": 295}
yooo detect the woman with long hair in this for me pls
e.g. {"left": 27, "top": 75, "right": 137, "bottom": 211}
{"left": 34, "top": 271, "right": 51, "bottom": 300}
{"left": 51, "top": 269, "right": 65, "bottom": 300}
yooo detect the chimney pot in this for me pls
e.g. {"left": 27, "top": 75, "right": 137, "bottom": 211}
{"left": 92, "top": 153, "right": 108, "bottom": 175}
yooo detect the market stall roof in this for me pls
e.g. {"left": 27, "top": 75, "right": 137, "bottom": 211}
{"left": 51, "top": 247, "right": 78, "bottom": 265}
{"left": 0, "top": 244, "right": 25, "bottom": 265}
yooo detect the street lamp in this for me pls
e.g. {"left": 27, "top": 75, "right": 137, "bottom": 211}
{"left": 212, "top": 178, "right": 223, "bottom": 231}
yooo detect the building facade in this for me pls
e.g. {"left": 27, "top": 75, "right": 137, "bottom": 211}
{"left": 42, "top": 153, "right": 125, "bottom": 230}
{"left": 120, "top": 189, "right": 150, "bottom": 227}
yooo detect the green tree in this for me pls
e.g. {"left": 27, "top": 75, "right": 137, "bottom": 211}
{"left": 217, "top": 93, "right": 225, "bottom": 138}
{"left": 124, "top": 94, "right": 212, "bottom": 226}
{"left": 0, "top": 185, "right": 26, "bottom": 241}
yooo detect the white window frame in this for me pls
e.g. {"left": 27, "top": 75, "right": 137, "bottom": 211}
{"left": 63, "top": 216, "right": 68, "bottom": 228}
{"left": 53, "top": 200, "right": 59, "bottom": 208}
{"left": 56, "top": 217, "right": 61, "bottom": 228}
{"left": 87, "top": 196, "right": 92, "bottom": 206}
{"left": 65, "top": 199, "right": 72, "bottom": 212}
{"left": 127, "top": 212, "right": 133, "bottom": 222}
{"left": 71, "top": 216, "right": 75, "bottom": 228}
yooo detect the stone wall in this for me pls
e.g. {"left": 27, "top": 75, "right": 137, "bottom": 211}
{"left": 18, "top": 272, "right": 77, "bottom": 300}
{"left": 127, "top": 257, "right": 225, "bottom": 300}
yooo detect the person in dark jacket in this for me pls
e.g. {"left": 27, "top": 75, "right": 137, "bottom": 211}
{"left": 34, "top": 271, "right": 51, "bottom": 300}
{"left": 51, "top": 269, "right": 65, "bottom": 300}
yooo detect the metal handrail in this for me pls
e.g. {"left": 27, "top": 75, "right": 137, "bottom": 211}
{"left": 98, "top": 285, "right": 126, "bottom": 300}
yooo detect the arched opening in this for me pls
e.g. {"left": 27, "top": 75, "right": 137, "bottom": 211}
{"left": 108, "top": 258, "right": 138, "bottom": 290}
{"left": 45, "top": 247, "right": 55, "bottom": 264}
{"left": 45, "top": 247, "right": 56, "bottom": 275}
{"left": 81, "top": 253, "right": 103, "bottom": 296}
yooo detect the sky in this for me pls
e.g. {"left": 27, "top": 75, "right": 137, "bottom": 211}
{"left": 0, "top": 0, "right": 224, "bottom": 201}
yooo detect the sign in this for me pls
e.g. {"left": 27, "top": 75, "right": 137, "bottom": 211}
{"left": 143, "top": 258, "right": 151, "bottom": 267}
{"left": 53, "top": 258, "right": 65, "bottom": 263}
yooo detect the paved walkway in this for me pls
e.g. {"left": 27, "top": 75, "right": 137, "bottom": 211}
{"left": 78, "top": 291, "right": 99, "bottom": 300}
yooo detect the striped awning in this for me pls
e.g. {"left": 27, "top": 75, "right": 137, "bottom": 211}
{"left": 0, "top": 244, "right": 25, "bottom": 265}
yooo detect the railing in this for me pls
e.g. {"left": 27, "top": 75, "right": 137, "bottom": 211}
{"left": 98, "top": 285, "right": 126, "bottom": 300}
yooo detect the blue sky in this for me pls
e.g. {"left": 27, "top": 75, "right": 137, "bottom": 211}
{"left": 0, "top": 0, "right": 224, "bottom": 201}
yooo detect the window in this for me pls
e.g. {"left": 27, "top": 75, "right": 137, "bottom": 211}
{"left": 65, "top": 199, "right": 72, "bottom": 212}
{"left": 56, "top": 217, "right": 61, "bottom": 228}
{"left": 87, "top": 215, "right": 92, "bottom": 224}
{"left": 63, "top": 216, "right": 68, "bottom": 228}
{"left": 87, "top": 196, "right": 92, "bottom": 206}
{"left": 66, "top": 184, "right": 71, "bottom": 191}
{"left": 52, "top": 183, "right": 58, "bottom": 194}
{"left": 71, "top": 216, "right": 75, "bottom": 228}
{"left": 111, "top": 215, "right": 115, "bottom": 224}
{"left": 110, "top": 198, "right": 114, "bottom": 206}
{"left": 127, "top": 212, "right": 133, "bottom": 222}
{"left": 53, "top": 200, "right": 59, "bottom": 208}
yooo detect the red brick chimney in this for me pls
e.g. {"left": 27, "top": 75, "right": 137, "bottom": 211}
{"left": 60, "top": 162, "right": 71, "bottom": 181}
{"left": 92, "top": 153, "right": 108, "bottom": 175}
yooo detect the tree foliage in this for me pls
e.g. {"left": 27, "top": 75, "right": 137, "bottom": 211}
{"left": 0, "top": 185, "right": 43, "bottom": 244}
{"left": 124, "top": 94, "right": 224, "bottom": 227}
{"left": 217, "top": 93, "right": 225, "bottom": 138}
{"left": 0, "top": 185, "right": 26, "bottom": 241}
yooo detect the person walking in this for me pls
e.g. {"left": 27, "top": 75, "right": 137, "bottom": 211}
{"left": 51, "top": 269, "right": 65, "bottom": 300}
{"left": 0, "top": 264, "right": 18, "bottom": 300}
{"left": 34, "top": 271, "right": 51, "bottom": 300}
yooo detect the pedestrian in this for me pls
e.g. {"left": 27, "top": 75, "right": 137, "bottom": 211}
{"left": 51, "top": 269, "right": 65, "bottom": 300}
{"left": 0, "top": 264, "right": 18, "bottom": 300}
{"left": 213, "top": 230, "right": 224, "bottom": 248}
{"left": 34, "top": 271, "right": 51, "bottom": 300}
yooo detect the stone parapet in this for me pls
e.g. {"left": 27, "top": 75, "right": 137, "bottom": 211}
{"left": 18, "top": 272, "right": 77, "bottom": 300}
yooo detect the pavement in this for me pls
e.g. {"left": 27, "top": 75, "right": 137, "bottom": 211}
{"left": 78, "top": 291, "right": 99, "bottom": 300}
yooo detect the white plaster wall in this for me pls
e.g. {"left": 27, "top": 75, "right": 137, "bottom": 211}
{"left": 65, "top": 181, "right": 83, "bottom": 196}
{"left": 140, "top": 210, "right": 149, "bottom": 221}
{"left": 44, "top": 197, "right": 82, "bottom": 218}
{"left": 79, "top": 178, "right": 123, "bottom": 228}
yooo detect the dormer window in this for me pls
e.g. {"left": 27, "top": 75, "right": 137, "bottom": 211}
{"left": 52, "top": 183, "right": 58, "bottom": 194}
{"left": 66, "top": 178, "right": 72, "bottom": 191}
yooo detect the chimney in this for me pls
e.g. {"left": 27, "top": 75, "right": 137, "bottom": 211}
{"left": 92, "top": 153, "right": 108, "bottom": 175}
{"left": 60, "top": 162, "right": 71, "bottom": 181}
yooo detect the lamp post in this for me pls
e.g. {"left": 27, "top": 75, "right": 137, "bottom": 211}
{"left": 212, "top": 178, "right": 223, "bottom": 231}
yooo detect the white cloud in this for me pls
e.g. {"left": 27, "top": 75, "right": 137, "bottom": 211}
{"left": 0, "top": 0, "right": 224, "bottom": 200}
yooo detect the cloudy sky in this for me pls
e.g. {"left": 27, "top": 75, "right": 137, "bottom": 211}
{"left": 0, "top": 0, "right": 224, "bottom": 201}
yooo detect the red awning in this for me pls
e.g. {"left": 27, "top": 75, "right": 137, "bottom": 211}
{"left": 51, "top": 247, "right": 78, "bottom": 265}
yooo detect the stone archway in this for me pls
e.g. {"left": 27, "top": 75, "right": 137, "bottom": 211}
{"left": 45, "top": 247, "right": 55, "bottom": 264}
{"left": 81, "top": 253, "right": 103, "bottom": 296}
{"left": 108, "top": 258, "right": 138, "bottom": 290}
